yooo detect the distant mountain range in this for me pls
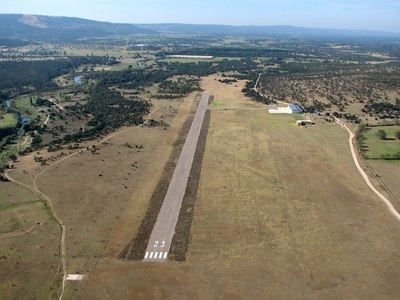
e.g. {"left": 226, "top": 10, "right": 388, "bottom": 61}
{"left": 0, "top": 14, "right": 153, "bottom": 41}
{"left": 0, "top": 14, "right": 399, "bottom": 42}
{"left": 137, "top": 23, "right": 400, "bottom": 38}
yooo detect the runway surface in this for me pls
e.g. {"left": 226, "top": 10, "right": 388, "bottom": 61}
{"left": 143, "top": 92, "right": 210, "bottom": 262}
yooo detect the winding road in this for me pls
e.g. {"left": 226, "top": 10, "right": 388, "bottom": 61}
{"left": 4, "top": 104, "right": 160, "bottom": 299}
{"left": 336, "top": 118, "right": 400, "bottom": 222}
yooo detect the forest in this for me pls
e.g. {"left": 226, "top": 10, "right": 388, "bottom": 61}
{"left": 0, "top": 56, "right": 116, "bottom": 91}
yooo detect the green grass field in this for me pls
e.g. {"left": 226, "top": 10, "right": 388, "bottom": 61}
{"left": 159, "top": 57, "right": 241, "bottom": 64}
{"left": 211, "top": 101, "right": 229, "bottom": 109}
{"left": 363, "top": 126, "right": 400, "bottom": 159}
{"left": 0, "top": 113, "right": 18, "bottom": 129}
{"left": 13, "top": 96, "right": 37, "bottom": 117}
{"left": 0, "top": 181, "right": 60, "bottom": 299}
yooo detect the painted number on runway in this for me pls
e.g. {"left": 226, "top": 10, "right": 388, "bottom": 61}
{"left": 153, "top": 240, "right": 166, "bottom": 248}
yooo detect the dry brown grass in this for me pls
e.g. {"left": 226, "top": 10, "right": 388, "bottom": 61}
{"left": 0, "top": 93, "right": 196, "bottom": 298}
{"left": 79, "top": 77, "right": 400, "bottom": 299}
{"left": 3, "top": 76, "right": 400, "bottom": 298}
{"left": 368, "top": 160, "right": 400, "bottom": 203}
{"left": 0, "top": 183, "right": 60, "bottom": 299}
{"left": 202, "top": 75, "right": 264, "bottom": 109}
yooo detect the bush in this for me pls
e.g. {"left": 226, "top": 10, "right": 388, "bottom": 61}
{"left": 376, "top": 129, "right": 387, "bottom": 140}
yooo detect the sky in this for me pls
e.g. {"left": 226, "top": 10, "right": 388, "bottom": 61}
{"left": 1, "top": 0, "right": 400, "bottom": 32}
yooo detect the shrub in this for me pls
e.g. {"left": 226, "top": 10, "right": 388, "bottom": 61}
{"left": 376, "top": 129, "right": 387, "bottom": 140}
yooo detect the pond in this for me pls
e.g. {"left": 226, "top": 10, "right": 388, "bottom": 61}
{"left": 4, "top": 100, "right": 11, "bottom": 110}
{"left": 74, "top": 75, "right": 83, "bottom": 85}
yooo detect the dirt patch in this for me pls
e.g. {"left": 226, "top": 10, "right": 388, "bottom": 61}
{"left": 121, "top": 94, "right": 201, "bottom": 260}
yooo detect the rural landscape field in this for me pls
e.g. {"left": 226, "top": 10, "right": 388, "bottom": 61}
{"left": 1, "top": 2, "right": 400, "bottom": 299}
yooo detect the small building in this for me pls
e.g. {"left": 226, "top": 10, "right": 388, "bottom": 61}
{"left": 288, "top": 103, "right": 304, "bottom": 114}
{"left": 268, "top": 103, "right": 304, "bottom": 114}
{"left": 296, "top": 120, "right": 315, "bottom": 126}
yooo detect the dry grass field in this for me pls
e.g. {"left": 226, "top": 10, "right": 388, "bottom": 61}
{"left": 0, "top": 183, "right": 60, "bottom": 299}
{"left": 0, "top": 92, "right": 197, "bottom": 298}
{"left": 368, "top": 160, "right": 400, "bottom": 203}
{"left": 78, "top": 76, "right": 400, "bottom": 299}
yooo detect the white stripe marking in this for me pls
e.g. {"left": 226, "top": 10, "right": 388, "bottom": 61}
{"left": 149, "top": 252, "right": 153, "bottom": 258}
{"left": 163, "top": 252, "right": 168, "bottom": 259}
{"left": 66, "top": 274, "right": 85, "bottom": 281}
{"left": 154, "top": 252, "right": 158, "bottom": 259}
{"left": 144, "top": 252, "right": 149, "bottom": 259}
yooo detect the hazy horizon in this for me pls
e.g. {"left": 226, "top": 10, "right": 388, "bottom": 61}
{"left": 1, "top": 0, "right": 400, "bottom": 33}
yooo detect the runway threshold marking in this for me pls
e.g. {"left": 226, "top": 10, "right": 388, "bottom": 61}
{"left": 143, "top": 92, "right": 210, "bottom": 262}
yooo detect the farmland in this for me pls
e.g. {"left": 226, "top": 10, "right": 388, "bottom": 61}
{"left": 362, "top": 125, "right": 400, "bottom": 159}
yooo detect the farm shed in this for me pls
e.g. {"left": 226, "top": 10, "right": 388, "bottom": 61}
{"left": 268, "top": 103, "right": 304, "bottom": 114}
{"left": 296, "top": 120, "right": 315, "bottom": 126}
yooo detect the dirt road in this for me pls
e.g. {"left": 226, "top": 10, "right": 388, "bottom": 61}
{"left": 143, "top": 92, "right": 210, "bottom": 262}
{"left": 336, "top": 118, "right": 400, "bottom": 222}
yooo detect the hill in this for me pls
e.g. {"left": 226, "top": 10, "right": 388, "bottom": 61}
{"left": 0, "top": 14, "right": 154, "bottom": 41}
{"left": 0, "top": 14, "right": 399, "bottom": 42}
{"left": 138, "top": 23, "right": 400, "bottom": 39}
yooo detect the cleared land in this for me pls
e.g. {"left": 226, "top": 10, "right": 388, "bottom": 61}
{"left": 0, "top": 182, "right": 60, "bottom": 299}
{"left": 0, "top": 113, "right": 18, "bottom": 129}
{"left": 359, "top": 125, "right": 400, "bottom": 203}
{"left": 0, "top": 93, "right": 197, "bottom": 298}
{"left": 78, "top": 76, "right": 400, "bottom": 299}
{"left": 363, "top": 126, "right": 400, "bottom": 159}
{"left": 368, "top": 160, "right": 400, "bottom": 203}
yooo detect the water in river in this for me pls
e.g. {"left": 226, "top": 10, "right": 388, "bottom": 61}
{"left": 74, "top": 75, "right": 83, "bottom": 85}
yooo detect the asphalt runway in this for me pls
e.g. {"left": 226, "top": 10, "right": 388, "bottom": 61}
{"left": 143, "top": 92, "right": 210, "bottom": 262}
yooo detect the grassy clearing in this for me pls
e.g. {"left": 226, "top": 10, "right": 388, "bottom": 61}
{"left": 77, "top": 77, "right": 400, "bottom": 299}
{"left": 59, "top": 46, "right": 131, "bottom": 57}
{"left": 0, "top": 181, "right": 60, "bottom": 298}
{"left": 159, "top": 57, "right": 240, "bottom": 64}
{"left": 13, "top": 96, "right": 37, "bottom": 117}
{"left": 1, "top": 94, "right": 194, "bottom": 299}
{"left": 210, "top": 101, "right": 229, "bottom": 109}
{"left": 0, "top": 147, "right": 19, "bottom": 166}
{"left": 202, "top": 75, "right": 265, "bottom": 109}
{"left": 0, "top": 113, "right": 18, "bottom": 129}
{"left": 0, "top": 206, "right": 60, "bottom": 299}
{"left": 368, "top": 159, "right": 400, "bottom": 203}
{"left": 0, "top": 201, "right": 44, "bottom": 234}
{"left": 363, "top": 126, "right": 400, "bottom": 159}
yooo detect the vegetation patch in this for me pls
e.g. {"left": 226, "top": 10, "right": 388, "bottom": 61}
{"left": 0, "top": 113, "right": 18, "bottom": 130}
{"left": 0, "top": 57, "right": 116, "bottom": 91}
{"left": 358, "top": 125, "right": 400, "bottom": 159}
{"left": 156, "top": 77, "right": 201, "bottom": 99}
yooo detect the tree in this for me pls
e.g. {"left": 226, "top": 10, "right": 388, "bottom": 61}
{"left": 31, "top": 135, "right": 42, "bottom": 147}
{"left": 376, "top": 129, "right": 387, "bottom": 140}
{"left": 395, "top": 130, "right": 400, "bottom": 140}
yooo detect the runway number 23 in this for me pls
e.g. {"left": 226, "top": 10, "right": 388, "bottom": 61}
{"left": 154, "top": 240, "right": 166, "bottom": 248}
